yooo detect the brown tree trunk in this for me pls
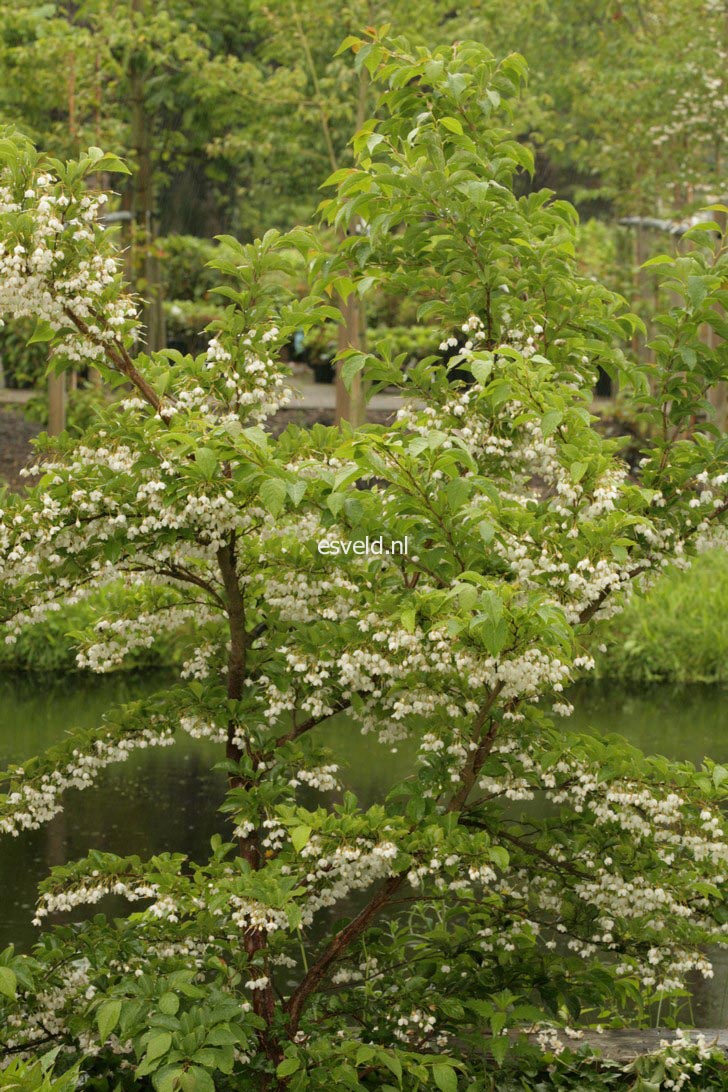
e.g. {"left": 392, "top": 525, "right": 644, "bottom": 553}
{"left": 217, "top": 537, "right": 281, "bottom": 1072}
{"left": 334, "top": 68, "right": 371, "bottom": 428}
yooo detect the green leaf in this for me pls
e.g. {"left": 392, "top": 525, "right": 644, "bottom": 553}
{"left": 541, "top": 410, "right": 563, "bottom": 437}
{"left": 485, "top": 846, "right": 508, "bottom": 872}
{"left": 433, "top": 1063, "right": 458, "bottom": 1092}
{"left": 87, "top": 147, "right": 131, "bottom": 175}
{"left": 158, "top": 992, "right": 179, "bottom": 1016}
{"left": 340, "top": 352, "right": 367, "bottom": 388}
{"left": 291, "top": 825, "right": 312, "bottom": 853}
{"left": 469, "top": 358, "right": 493, "bottom": 384}
{"left": 181, "top": 1068, "right": 215, "bottom": 1092}
{"left": 336, "top": 276, "right": 356, "bottom": 302}
{"left": 446, "top": 477, "right": 471, "bottom": 512}
{"left": 153, "top": 1066, "right": 185, "bottom": 1092}
{"left": 457, "top": 584, "right": 478, "bottom": 611}
{"left": 259, "top": 477, "right": 287, "bottom": 515}
{"left": 641, "top": 254, "right": 674, "bottom": 268}
{"left": 570, "top": 461, "right": 588, "bottom": 483}
{"left": 490, "top": 1035, "right": 509, "bottom": 1065}
{"left": 28, "top": 318, "right": 56, "bottom": 345}
{"left": 194, "top": 447, "right": 217, "bottom": 478}
{"left": 481, "top": 617, "right": 508, "bottom": 657}
{"left": 441, "top": 116, "right": 464, "bottom": 136}
{"left": 334, "top": 35, "right": 362, "bottom": 57}
{"left": 287, "top": 481, "right": 307, "bottom": 507}
{"left": 277, "top": 1057, "right": 301, "bottom": 1077}
{"left": 0, "top": 967, "right": 17, "bottom": 999}
{"left": 327, "top": 492, "right": 345, "bottom": 517}
{"left": 145, "top": 1030, "right": 172, "bottom": 1062}
{"left": 96, "top": 999, "right": 121, "bottom": 1042}
{"left": 378, "top": 1051, "right": 402, "bottom": 1081}
{"left": 712, "top": 765, "right": 728, "bottom": 788}
{"left": 322, "top": 167, "right": 357, "bottom": 187}
{"left": 401, "top": 607, "right": 416, "bottom": 633}
{"left": 687, "top": 275, "right": 708, "bottom": 311}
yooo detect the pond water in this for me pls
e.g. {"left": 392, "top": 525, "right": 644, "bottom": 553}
{"left": 0, "top": 673, "right": 725, "bottom": 1022}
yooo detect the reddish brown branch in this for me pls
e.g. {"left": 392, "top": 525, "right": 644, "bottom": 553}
{"left": 62, "top": 305, "right": 163, "bottom": 413}
{"left": 449, "top": 681, "right": 505, "bottom": 812}
{"left": 286, "top": 873, "right": 405, "bottom": 1034}
{"left": 275, "top": 699, "right": 352, "bottom": 747}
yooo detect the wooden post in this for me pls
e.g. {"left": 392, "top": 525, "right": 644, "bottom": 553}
{"left": 48, "top": 372, "right": 66, "bottom": 436}
{"left": 335, "top": 292, "right": 367, "bottom": 427}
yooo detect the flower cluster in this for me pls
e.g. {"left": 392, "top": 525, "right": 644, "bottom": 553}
{"left": 0, "top": 167, "right": 137, "bottom": 365}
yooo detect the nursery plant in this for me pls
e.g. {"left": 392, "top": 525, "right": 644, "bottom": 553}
{"left": 0, "top": 32, "right": 727, "bottom": 1091}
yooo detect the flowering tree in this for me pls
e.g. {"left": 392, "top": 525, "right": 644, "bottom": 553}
{"left": 1, "top": 32, "right": 728, "bottom": 1092}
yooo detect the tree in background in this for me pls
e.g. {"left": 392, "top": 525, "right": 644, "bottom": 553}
{"left": 242, "top": 0, "right": 493, "bottom": 423}
{"left": 1, "top": 0, "right": 723, "bottom": 412}
{"left": 0, "top": 0, "right": 270, "bottom": 349}
{"left": 426, "top": 0, "right": 728, "bottom": 220}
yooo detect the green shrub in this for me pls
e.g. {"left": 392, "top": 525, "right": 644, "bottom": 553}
{"left": 0, "top": 583, "right": 186, "bottom": 672}
{"left": 164, "top": 298, "right": 225, "bottom": 356}
{"left": 0, "top": 1054, "right": 80, "bottom": 1090}
{"left": 0, "top": 317, "right": 49, "bottom": 388}
{"left": 157, "top": 233, "right": 221, "bottom": 301}
{"left": 1, "top": 37, "right": 727, "bottom": 1090}
{"left": 304, "top": 321, "right": 443, "bottom": 368}
{"left": 595, "top": 550, "right": 728, "bottom": 684}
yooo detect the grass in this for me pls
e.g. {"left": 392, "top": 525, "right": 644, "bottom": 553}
{"left": 594, "top": 549, "right": 728, "bottom": 686}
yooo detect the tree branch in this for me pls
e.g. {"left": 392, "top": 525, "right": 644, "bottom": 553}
{"left": 448, "top": 681, "right": 505, "bottom": 812}
{"left": 217, "top": 536, "right": 279, "bottom": 1060}
{"left": 275, "top": 698, "right": 352, "bottom": 747}
{"left": 286, "top": 873, "right": 404, "bottom": 1034}
{"left": 62, "top": 304, "right": 163, "bottom": 413}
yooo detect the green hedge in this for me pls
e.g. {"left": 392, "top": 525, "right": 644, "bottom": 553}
{"left": 158, "top": 233, "right": 222, "bottom": 301}
{"left": 303, "top": 322, "right": 444, "bottom": 367}
{"left": 594, "top": 549, "right": 728, "bottom": 685}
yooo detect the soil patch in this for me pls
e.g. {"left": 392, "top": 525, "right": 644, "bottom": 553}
{"left": 0, "top": 410, "right": 41, "bottom": 493}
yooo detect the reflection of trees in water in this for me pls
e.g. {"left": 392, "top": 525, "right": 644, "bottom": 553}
{"left": 45, "top": 810, "right": 67, "bottom": 930}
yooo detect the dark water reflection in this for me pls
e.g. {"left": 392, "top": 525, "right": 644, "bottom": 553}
{"left": 0, "top": 673, "right": 725, "bottom": 1022}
